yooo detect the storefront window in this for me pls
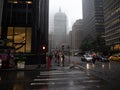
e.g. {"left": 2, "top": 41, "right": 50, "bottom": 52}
{"left": 7, "top": 27, "right": 31, "bottom": 53}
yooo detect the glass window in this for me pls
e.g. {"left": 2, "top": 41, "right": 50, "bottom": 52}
{"left": 7, "top": 27, "right": 32, "bottom": 53}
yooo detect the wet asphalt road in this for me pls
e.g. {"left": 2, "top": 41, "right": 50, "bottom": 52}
{"left": 0, "top": 67, "right": 108, "bottom": 90}
{"left": 0, "top": 71, "right": 38, "bottom": 90}
{"left": 28, "top": 67, "right": 110, "bottom": 90}
{"left": 0, "top": 56, "right": 120, "bottom": 90}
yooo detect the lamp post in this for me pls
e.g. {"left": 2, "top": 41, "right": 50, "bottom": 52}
{"left": 62, "top": 45, "right": 64, "bottom": 53}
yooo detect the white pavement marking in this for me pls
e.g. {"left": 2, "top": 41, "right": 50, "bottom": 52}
{"left": 30, "top": 69, "right": 102, "bottom": 90}
{"left": 34, "top": 78, "right": 65, "bottom": 81}
{"left": 30, "top": 82, "right": 55, "bottom": 85}
{"left": 39, "top": 71, "right": 85, "bottom": 75}
{"left": 33, "top": 77, "right": 90, "bottom": 81}
{"left": 83, "top": 80, "right": 101, "bottom": 83}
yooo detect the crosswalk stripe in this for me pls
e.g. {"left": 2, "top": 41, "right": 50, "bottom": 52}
{"left": 29, "top": 69, "right": 103, "bottom": 90}
{"left": 39, "top": 71, "right": 85, "bottom": 75}
{"left": 30, "top": 82, "right": 55, "bottom": 85}
{"left": 34, "top": 77, "right": 90, "bottom": 81}
{"left": 83, "top": 80, "right": 101, "bottom": 83}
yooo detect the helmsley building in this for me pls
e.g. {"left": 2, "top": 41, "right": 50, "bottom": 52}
{"left": 0, "top": 0, "right": 49, "bottom": 64}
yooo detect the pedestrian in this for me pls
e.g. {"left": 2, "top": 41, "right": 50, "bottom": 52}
{"left": 8, "top": 49, "right": 15, "bottom": 68}
{"left": 92, "top": 52, "right": 97, "bottom": 64}
{"left": 61, "top": 54, "right": 65, "bottom": 66}
{"left": 57, "top": 52, "right": 60, "bottom": 66}
{"left": 54, "top": 52, "right": 57, "bottom": 64}
{"left": 1, "top": 49, "right": 9, "bottom": 68}
{"left": 49, "top": 52, "right": 53, "bottom": 65}
{"left": 46, "top": 53, "right": 51, "bottom": 69}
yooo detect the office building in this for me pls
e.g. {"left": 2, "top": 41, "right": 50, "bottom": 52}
{"left": 0, "top": 0, "right": 49, "bottom": 64}
{"left": 53, "top": 9, "right": 67, "bottom": 49}
{"left": 82, "top": 0, "right": 105, "bottom": 51}
{"left": 103, "top": 0, "right": 120, "bottom": 50}
{"left": 71, "top": 19, "right": 83, "bottom": 51}
{"left": 82, "top": 0, "right": 104, "bottom": 41}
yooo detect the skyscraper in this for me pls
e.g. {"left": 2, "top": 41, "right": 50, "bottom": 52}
{"left": 53, "top": 9, "right": 67, "bottom": 49}
{"left": 82, "top": 0, "right": 105, "bottom": 51}
{"left": 82, "top": 0, "right": 104, "bottom": 39}
{"left": 71, "top": 19, "right": 83, "bottom": 51}
{"left": 103, "top": 0, "right": 120, "bottom": 49}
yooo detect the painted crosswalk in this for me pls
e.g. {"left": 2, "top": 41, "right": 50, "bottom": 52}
{"left": 28, "top": 67, "right": 105, "bottom": 90}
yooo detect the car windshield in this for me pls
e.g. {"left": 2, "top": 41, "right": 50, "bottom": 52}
{"left": 84, "top": 55, "right": 91, "bottom": 57}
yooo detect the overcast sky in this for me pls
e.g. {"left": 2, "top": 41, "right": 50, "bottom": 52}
{"left": 49, "top": 0, "right": 83, "bottom": 31}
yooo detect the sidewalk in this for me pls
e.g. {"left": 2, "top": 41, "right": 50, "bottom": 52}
{"left": 0, "top": 65, "right": 38, "bottom": 71}
{"left": 0, "top": 64, "right": 70, "bottom": 71}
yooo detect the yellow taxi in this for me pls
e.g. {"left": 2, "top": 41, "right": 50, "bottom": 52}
{"left": 109, "top": 54, "right": 120, "bottom": 61}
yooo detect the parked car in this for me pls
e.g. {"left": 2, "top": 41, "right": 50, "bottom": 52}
{"left": 81, "top": 55, "right": 86, "bottom": 62}
{"left": 74, "top": 52, "right": 79, "bottom": 56}
{"left": 101, "top": 56, "right": 110, "bottom": 62}
{"left": 109, "top": 54, "right": 120, "bottom": 61}
{"left": 97, "top": 56, "right": 110, "bottom": 62}
{"left": 81, "top": 54, "right": 92, "bottom": 62}
{"left": 74, "top": 52, "right": 82, "bottom": 56}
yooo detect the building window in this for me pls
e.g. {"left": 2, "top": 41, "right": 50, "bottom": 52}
{"left": 7, "top": 27, "right": 31, "bottom": 52}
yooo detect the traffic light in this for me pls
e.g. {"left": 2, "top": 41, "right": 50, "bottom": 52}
{"left": 41, "top": 44, "right": 46, "bottom": 53}
{"left": 42, "top": 45, "right": 46, "bottom": 50}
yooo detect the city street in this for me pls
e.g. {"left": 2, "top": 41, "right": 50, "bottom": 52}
{"left": 0, "top": 56, "right": 120, "bottom": 90}
{"left": 0, "top": 0, "right": 120, "bottom": 90}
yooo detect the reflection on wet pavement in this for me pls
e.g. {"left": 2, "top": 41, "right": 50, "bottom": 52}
{"left": 0, "top": 71, "right": 39, "bottom": 90}
{"left": 0, "top": 62, "right": 120, "bottom": 90}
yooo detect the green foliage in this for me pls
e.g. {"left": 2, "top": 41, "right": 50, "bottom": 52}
{"left": 80, "top": 33, "right": 110, "bottom": 53}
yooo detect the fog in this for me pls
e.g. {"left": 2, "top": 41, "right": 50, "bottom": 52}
{"left": 49, "top": 0, "right": 83, "bottom": 32}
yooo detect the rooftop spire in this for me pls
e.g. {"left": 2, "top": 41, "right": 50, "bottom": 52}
{"left": 59, "top": 7, "right": 61, "bottom": 12}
